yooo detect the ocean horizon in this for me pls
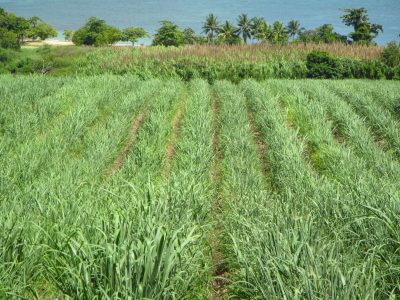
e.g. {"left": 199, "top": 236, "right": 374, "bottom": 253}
{"left": 0, "top": 0, "right": 399, "bottom": 45}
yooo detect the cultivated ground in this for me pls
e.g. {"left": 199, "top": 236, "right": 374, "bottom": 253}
{"left": 1, "top": 76, "right": 400, "bottom": 299}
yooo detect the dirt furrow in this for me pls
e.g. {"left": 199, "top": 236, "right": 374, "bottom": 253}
{"left": 105, "top": 111, "right": 146, "bottom": 176}
{"left": 247, "top": 109, "right": 269, "bottom": 178}
{"left": 211, "top": 93, "right": 229, "bottom": 300}
{"left": 163, "top": 96, "right": 187, "bottom": 177}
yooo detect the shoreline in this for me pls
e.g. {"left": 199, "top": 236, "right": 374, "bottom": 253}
{"left": 22, "top": 39, "right": 144, "bottom": 47}
{"left": 44, "top": 39, "right": 74, "bottom": 46}
{"left": 22, "top": 39, "right": 74, "bottom": 47}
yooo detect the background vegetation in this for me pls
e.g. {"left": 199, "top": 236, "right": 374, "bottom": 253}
{"left": 0, "top": 8, "right": 56, "bottom": 49}
{"left": 1, "top": 6, "right": 400, "bottom": 80}
{"left": 1, "top": 42, "right": 399, "bottom": 80}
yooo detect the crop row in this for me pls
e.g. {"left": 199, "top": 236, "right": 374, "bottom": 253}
{"left": 0, "top": 76, "right": 399, "bottom": 299}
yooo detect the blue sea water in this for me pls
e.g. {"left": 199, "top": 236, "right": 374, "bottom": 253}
{"left": 0, "top": 0, "right": 399, "bottom": 44}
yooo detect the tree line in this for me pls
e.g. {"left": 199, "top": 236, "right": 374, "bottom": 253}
{"left": 0, "top": 8, "right": 57, "bottom": 49}
{"left": 0, "top": 6, "right": 396, "bottom": 50}
{"left": 67, "top": 8, "right": 386, "bottom": 47}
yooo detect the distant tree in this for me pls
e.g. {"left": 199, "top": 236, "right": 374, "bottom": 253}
{"left": 286, "top": 20, "right": 301, "bottom": 41}
{"left": 341, "top": 8, "right": 383, "bottom": 44}
{"left": 152, "top": 20, "right": 184, "bottom": 47}
{"left": 271, "top": 21, "right": 288, "bottom": 44}
{"left": 183, "top": 27, "right": 198, "bottom": 45}
{"left": 0, "top": 9, "right": 29, "bottom": 42}
{"left": 341, "top": 8, "right": 368, "bottom": 29}
{"left": 15, "top": 18, "right": 29, "bottom": 42}
{"left": 251, "top": 17, "right": 271, "bottom": 43}
{"left": 0, "top": 28, "right": 19, "bottom": 49}
{"left": 216, "top": 21, "right": 241, "bottom": 45}
{"left": 297, "top": 25, "right": 346, "bottom": 44}
{"left": 95, "top": 26, "right": 122, "bottom": 46}
{"left": 0, "top": 8, "right": 59, "bottom": 48}
{"left": 63, "top": 29, "right": 74, "bottom": 41}
{"left": 297, "top": 29, "right": 318, "bottom": 44}
{"left": 195, "top": 35, "right": 207, "bottom": 45}
{"left": 72, "top": 17, "right": 121, "bottom": 46}
{"left": 122, "top": 27, "right": 148, "bottom": 45}
{"left": 72, "top": 17, "right": 104, "bottom": 45}
{"left": 381, "top": 41, "right": 400, "bottom": 67}
{"left": 203, "top": 14, "right": 220, "bottom": 43}
{"left": 237, "top": 14, "right": 252, "bottom": 44}
{"left": 25, "top": 16, "right": 57, "bottom": 40}
{"left": 315, "top": 24, "right": 347, "bottom": 43}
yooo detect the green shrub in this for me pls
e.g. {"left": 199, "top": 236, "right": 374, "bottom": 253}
{"left": 0, "top": 48, "right": 35, "bottom": 74}
{"left": 341, "top": 58, "right": 390, "bottom": 79}
{"left": 391, "top": 65, "right": 400, "bottom": 80}
{"left": 306, "top": 50, "right": 343, "bottom": 78}
{"left": 72, "top": 17, "right": 122, "bottom": 46}
{"left": 0, "top": 28, "right": 20, "bottom": 50}
{"left": 381, "top": 41, "right": 400, "bottom": 67}
{"left": 8, "top": 58, "right": 34, "bottom": 74}
{"left": 152, "top": 21, "right": 185, "bottom": 47}
{"left": 0, "top": 48, "right": 13, "bottom": 63}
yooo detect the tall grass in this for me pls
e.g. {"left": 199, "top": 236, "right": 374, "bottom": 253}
{"left": 234, "top": 80, "right": 376, "bottom": 299}
{"left": 325, "top": 81, "right": 400, "bottom": 159}
{"left": 99, "top": 43, "right": 383, "bottom": 61}
{"left": 73, "top": 44, "right": 387, "bottom": 82}
{"left": 229, "top": 79, "right": 400, "bottom": 299}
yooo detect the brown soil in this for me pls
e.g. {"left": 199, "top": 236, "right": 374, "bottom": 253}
{"left": 212, "top": 95, "right": 222, "bottom": 184}
{"left": 332, "top": 129, "right": 345, "bottom": 144}
{"left": 163, "top": 99, "right": 186, "bottom": 176}
{"left": 106, "top": 111, "right": 146, "bottom": 176}
{"left": 211, "top": 94, "right": 229, "bottom": 300}
{"left": 377, "top": 138, "right": 389, "bottom": 151}
{"left": 247, "top": 109, "right": 269, "bottom": 177}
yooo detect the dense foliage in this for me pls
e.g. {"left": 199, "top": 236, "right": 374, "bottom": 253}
{"left": 72, "top": 17, "right": 122, "bottom": 46}
{"left": 122, "top": 27, "right": 148, "bottom": 46}
{"left": 0, "top": 6, "right": 389, "bottom": 48}
{"left": 0, "top": 7, "right": 397, "bottom": 79}
{"left": 1, "top": 44, "right": 399, "bottom": 80}
{"left": 341, "top": 8, "right": 383, "bottom": 45}
{"left": 72, "top": 46, "right": 399, "bottom": 81}
{"left": 0, "top": 8, "right": 56, "bottom": 49}
{"left": 381, "top": 41, "right": 400, "bottom": 67}
{"left": 147, "top": 7, "right": 384, "bottom": 46}
{"left": 306, "top": 50, "right": 343, "bottom": 78}
{"left": 298, "top": 24, "right": 347, "bottom": 44}
{"left": 72, "top": 17, "right": 148, "bottom": 46}
{"left": 152, "top": 20, "right": 185, "bottom": 47}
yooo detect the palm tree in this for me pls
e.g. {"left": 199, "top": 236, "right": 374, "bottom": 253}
{"left": 286, "top": 20, "right": 301, "bottom": 40}
{"left": 272, "top": 21, "right": 288, "bottom": 44}
{"left": 251, "top": 17, "right": 271, "bottom": 43}
{"left": 237, "top": 13, "right": 252, "bottom": 44}
{"left": 202, "top": 14, "right": 219, "bottom": 43}
{"left": 218, "top": 21, "right": 240, "bottom": 45}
